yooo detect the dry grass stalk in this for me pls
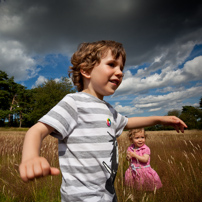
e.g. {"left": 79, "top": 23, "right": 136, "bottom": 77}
{"left": 0, "top": 130, "right": 202, "bottom": 202}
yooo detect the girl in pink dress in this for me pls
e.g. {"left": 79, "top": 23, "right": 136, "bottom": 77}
{"left": 125, "top": 128, "right": 162, "bottom": 191}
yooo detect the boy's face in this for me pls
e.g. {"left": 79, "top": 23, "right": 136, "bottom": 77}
{"left": 84, "top": 50, "right": 124, "bottom": 100}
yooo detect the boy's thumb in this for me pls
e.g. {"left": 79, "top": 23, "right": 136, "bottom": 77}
{"left": 50, "top": 167, "right": 60, "bottom": 176}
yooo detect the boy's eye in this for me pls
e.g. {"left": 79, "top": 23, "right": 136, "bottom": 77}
{"left": 108, "top": 63, "right": 115, "bottom": 67}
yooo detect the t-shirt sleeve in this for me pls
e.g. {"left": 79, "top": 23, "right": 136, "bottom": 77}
{"left": 115, "top": 112, "right": 128, "bottom": 137}
{"left": 39, "top": 94, "right": 78, "bottom": 140}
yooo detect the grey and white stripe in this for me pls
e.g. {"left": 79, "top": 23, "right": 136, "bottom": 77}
{"left": 39, "top": 92, "right": 128, "bottom": 202}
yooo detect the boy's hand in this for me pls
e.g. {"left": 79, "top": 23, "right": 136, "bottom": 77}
{"left": 19, "top": 157, "right": 60, "bottom": 182}
{"left": 160, "top": 116, "right": 187, "bottom": 133}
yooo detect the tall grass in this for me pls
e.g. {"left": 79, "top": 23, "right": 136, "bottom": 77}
{"left": 115, "top": 130, "right": 202, "bottom": 202}
{"left": 0, "top": 128, "right": 28, "bottom": 131}
{"left": 0, "top": 130, "right": 202, "bottom": 201}
{"left": 0, "top": 131, "right": 61, "bottom": 202}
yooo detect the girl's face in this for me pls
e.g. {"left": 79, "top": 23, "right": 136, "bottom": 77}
{"left": 131, "top": 130, "right": 145, "bottom": 148}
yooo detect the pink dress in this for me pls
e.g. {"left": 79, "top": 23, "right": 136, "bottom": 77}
{"left": 125, "top": 144, "right": 162, "bottom": 191}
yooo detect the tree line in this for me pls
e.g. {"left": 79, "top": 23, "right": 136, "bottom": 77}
{"left": 146, "top": 104, "right": 202, "bottom": 130}
{"left": 0, "top": 70, "right": 202, "bottom": 129}
{"left": 0, "top": 70, "right": 75, "bottom": 127}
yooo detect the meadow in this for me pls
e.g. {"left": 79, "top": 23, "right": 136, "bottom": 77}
{"left": 0, "top": 129, "right": 201, "bottom": 202}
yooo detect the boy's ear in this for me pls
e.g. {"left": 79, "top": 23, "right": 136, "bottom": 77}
{"left": 80, "top": 69, "right": 91, "bottom": 79}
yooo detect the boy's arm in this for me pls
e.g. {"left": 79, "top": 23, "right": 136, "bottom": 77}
{"left": 125, "top": 116, "right": 187, "bottom": 133}
{"left": 19, "top": 122, "right": 60, "bottom": 182}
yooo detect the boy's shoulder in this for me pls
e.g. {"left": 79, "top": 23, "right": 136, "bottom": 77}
{"left": 63, "top": 92, "right": 89, "bottom": 101}
{"left": 63, "top": 92, "right": 108, "bottom": 108}
{"left": 68, "top": 92, "right": 115, "bottom": 107}
{"left": 67, "top": 92, "right": 101, "bottom": 101}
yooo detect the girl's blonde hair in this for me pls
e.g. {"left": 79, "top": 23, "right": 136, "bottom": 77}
{"left": 128, "top": 128, "right": 146, "bottom": 141}
{"left": 68, "top": 40, "right": 126, "bottom": 92}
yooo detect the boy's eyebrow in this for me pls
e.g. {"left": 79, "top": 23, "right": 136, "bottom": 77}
{"left": 107, "top": 59, "right": 124, "bottom": 70}
{"left": 107, "top": 59, "right": 117, "bottom": 63}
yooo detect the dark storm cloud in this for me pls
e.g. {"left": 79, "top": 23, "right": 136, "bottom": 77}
{"left": 1, "top": 0, "right": 202, "bottom": 66}
{"left": 1, "top": 0, "right": 202, "bottom": 116}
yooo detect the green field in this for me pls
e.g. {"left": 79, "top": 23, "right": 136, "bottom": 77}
{"left": 0, "top": 130, "right": 201, "bottom": 202}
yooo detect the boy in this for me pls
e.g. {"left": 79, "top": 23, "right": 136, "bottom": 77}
{"left": 19, "top": 40, "right": 187, "bottom": 202}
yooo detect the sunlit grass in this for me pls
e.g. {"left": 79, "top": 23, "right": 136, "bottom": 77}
{"left": 0, "top": 131, "right": 61, "bottom": 202}
{"left": 115, "top": 130, "right": 202, "bottom": 202}
{"left": 0, "top": 128, "right": 28, "bottom": 131}
{"left": 0, "top": 130, "right": 202, "bottom": 201}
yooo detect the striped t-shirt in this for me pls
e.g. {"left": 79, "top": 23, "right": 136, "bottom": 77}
{"left": 39, "top": 92, "right": 128, "bottom": 202}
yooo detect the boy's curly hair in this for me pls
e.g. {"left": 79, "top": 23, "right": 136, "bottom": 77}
{"left": 68, "top": 40, "right": 126, "bottom": 92}
{"left": 128, "top": 128, "right": 146, "bottom": 141}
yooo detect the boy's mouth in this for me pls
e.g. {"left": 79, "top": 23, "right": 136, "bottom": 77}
{"left": 109, "top": 79, "right": 120, "bottom": 86}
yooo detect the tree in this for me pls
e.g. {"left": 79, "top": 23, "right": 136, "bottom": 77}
{"left": 200, "top": 97, "right": 202, "bottom": 109}
{"left": 29, "top": 77, "right": 75, "bottom": 124}
{"left": 0, "top": 70, "right": 35, "bottom": 127}
{"left": 10, "top": 85, "right": 34, "bottom": 127}
{"left": 180, "top": 106, "right": 202, "bottom": 129}
{"left": 198, "top": 98, "right": 202, "bottom": 129}
{"left": 0, "top": 71, "right": 76, "bottom": 127}
{"left": 0, "top": 70, "right": 17, "bottom": 126}
{"left": 167, "top": 109, "right": 181, "bottom": 117}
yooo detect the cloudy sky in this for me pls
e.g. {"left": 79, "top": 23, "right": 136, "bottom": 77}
{"left": 0, "top": 0, "right": 202, "bottom": 117}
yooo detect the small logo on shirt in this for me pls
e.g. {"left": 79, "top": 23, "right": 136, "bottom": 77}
{"left": 106, "top": 118, "right": 111, "bottom": 127}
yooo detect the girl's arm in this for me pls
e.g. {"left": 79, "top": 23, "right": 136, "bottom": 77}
{"left": 126, "top": 147, "right": 132, "bottom": 161}
{"left": 128, "top": 150, "right": 149, "bottom": 163}
{"left": 125, "top": 116, "right": 187, "bottom": 133}
{"left": 19, "top": 122, "right": 60, "bottom": 182}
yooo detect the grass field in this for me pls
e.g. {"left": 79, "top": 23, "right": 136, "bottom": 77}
{"left": 0, "top": 129, "right": 201, "bottom": 202}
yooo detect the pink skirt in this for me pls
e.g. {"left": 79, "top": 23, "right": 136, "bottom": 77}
{"left": 125, "top": 166, "right": 162, "bottom": 191}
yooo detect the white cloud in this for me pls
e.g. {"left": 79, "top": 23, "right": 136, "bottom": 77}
{"left": 114, "top": 102, "right": 143, "bottom": 116}
{"left": 149, "top": 107, "right": 162, "bottom": 112}
{"left": 0, "top": 0, "right": 201, "bottom": 119}
{"left": 116, "top": 55, "right": 202, "bottom": 97}
{"left": 156, "top": 86, "right": 185, "bottom": 93}
{"left": 114, "top": 85, "right": 202, "bottom": 117}
{"left": 183, "top": 56, "right": 202, "bottom": 78}
{"left": 32, "top": 75, "right": 48, "bottom": 88}
{"left": 193, "top": 103, "right": 200, "bottom": 107}
{"left": 136, "top": 68, "right": 147, "bottom": 77}
{"left": 132, "top": 85, "right": 202, "bottom": 110}
{"left": 153, "top": 55, "right": 164, "bottom": 63}
{"left": 123, "top": 70, "right": 133, "bottom": 79}
{"left": 31, "top": 76, "right": 74, "bottom": 88}
{"left": 0, "top": 40, "right": 38, "bottom": 81}
{"left": 0, "top": 15, "right": 22, "bottom": 33}
{"left": 54, "top": 77, "right": 73, "bottom": 83}
{"left": 54, "top": 78, "right": 61, "bottom": 83}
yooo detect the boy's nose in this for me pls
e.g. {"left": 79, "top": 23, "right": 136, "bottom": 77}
{"left": 115, "top": 68, "right": 124, "bottom": 78}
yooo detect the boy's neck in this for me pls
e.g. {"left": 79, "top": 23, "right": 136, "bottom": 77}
{"left": 82, "top": 89, "right": 104, "bottom": 100}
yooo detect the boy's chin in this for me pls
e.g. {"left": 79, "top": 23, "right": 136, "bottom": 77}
{"left": 105, "top": 91, "right": 115, "bottom": 96}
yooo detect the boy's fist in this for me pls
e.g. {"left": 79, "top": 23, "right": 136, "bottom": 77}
{"left": 19, "top": 156, "right": 60, "bottom": 182}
